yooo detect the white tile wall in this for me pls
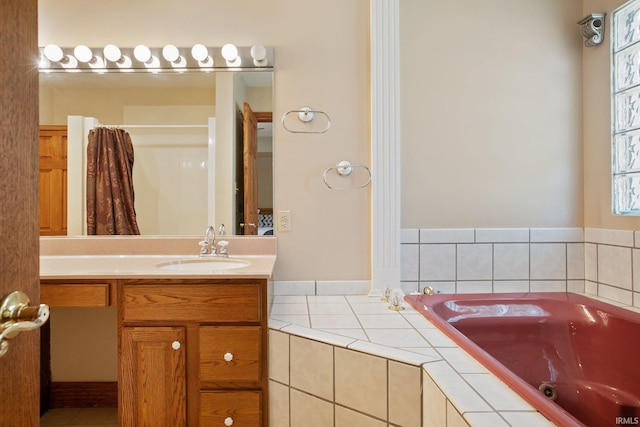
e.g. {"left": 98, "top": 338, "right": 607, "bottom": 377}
{"left": 457, "top": 244, "right": 493, "bottom": 280}
{"left": 530, "top": 243, "right": 566, "bottom": 280}
{"left": 597, "top": 244, "right": 632, "bottom": 290}
{"left": 399, "top": 227, "right": 639, "bottom": 310}
{"left": 584, "top": 227, "right": 640, "bottom": 306}
{"left": 493, "top": 243, "right": 529, "bottom": 280}
{"left": 421, "top": 244, "right": 457, "bottom": 281}
{"left": 401, "top": 228, "right": 585, "bottom": 296}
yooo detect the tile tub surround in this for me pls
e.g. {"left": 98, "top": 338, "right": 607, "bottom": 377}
{"left": 400, "top": 228, "right": 586, "bottom": 297}
{"left": 269, "top": 295, "right": 554, "bottom": 427}
{"left": 400, "top": 227, "right": 640, "bottom": 308}
{"left": 267, "top": 227, "right": 640, "bottom": 426}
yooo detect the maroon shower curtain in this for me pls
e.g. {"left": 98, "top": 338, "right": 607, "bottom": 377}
{"left": 86, "top": 127, "right": 140, "bottom": 235}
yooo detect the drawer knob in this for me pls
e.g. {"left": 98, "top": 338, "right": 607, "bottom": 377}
{"left": 171, "top": 341, "right": 181, "bottom": 350}
{"left": 224, "top": 416, "right": 234, "bottom": 426}
{"left": 223, "top": 352, "right": 233, "bottom": 362}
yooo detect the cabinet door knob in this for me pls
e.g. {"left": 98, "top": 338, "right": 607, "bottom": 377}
{"left": 224, "top": 416, "right": 234, "bottom": 426}
{"left": 171, "top": 341, "right": 181, "bottom": 350}
{"left": 223, "top": 352, "right": 233, "bottom": 362}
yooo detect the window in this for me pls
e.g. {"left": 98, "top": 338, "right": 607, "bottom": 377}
{"left": 613, "top": 0, "right": 640, "bottom": 214}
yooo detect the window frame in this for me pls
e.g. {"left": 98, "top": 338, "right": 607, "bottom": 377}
{"left": 612, "top": 0, "right": 640, "bottom": 215}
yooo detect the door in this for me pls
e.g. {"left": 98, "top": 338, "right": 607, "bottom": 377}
{"left": 39, "top": 126, "right": 68, "bottom": 236}
{"left": 243, "top": 102, "right": 259, "bottom": 235}
{"left": 0, "top": 1, "right": 41, "bottom": 426}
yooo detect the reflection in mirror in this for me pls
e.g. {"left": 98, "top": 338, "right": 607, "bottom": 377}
{"left": 38, "top": 71, "right": 273, "bottom": 236}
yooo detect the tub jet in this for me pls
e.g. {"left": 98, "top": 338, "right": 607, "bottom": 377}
{"left": 539, "top": 382, "right": 558, "bottom": 401}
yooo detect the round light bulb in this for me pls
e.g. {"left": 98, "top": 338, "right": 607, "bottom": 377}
{"left": 162, "top": 44, "right": 180, "bottom": 62}
{"left": 103, "top": 44, "right": 122, "bottom": 62}
{"left": 133, "top": 44, "right": 152, "bottom": 63}
{"left": 221, "top": 43, "right": 238, "bottom": 61}
{"left": 73, "top": 45, "right": 93, "bottom": 63}
{"left": 250, "top": 44, "right": 266, "bottom": 61}
{"left": 191, "top": 44, "right": 209, "bottom": 62}
{"left": 43, "top": 44, "right": 64, "bottom": 62}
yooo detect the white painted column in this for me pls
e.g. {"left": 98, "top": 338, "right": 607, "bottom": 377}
{"left": 370, "top": 0, "right": 401, "bottom": 291}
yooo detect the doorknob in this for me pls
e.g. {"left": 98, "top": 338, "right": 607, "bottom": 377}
{"left": 0, "top": 291, "right": 50, "bottom": 358}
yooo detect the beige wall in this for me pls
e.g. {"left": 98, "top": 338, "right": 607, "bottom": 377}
{"left": 38, "top": 0, "right": 371, "bottom": 281}
{"left": 400, "top": 0, "right": 584, "bottom": 228}
{"left": 39, "top": 85, "right": 215, "bottom": 125}
{"left": 582, "top": 0, "right": 640, "bottom": 230}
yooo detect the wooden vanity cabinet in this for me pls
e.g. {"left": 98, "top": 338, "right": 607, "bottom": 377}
{"left": 118, "top": 279, "right": 268, "bottom": 427}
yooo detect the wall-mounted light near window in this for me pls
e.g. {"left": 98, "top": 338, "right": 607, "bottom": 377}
{"left": 38, "top": 44, "right": 273, "bottom": 73}
{"left": 578, "top": 13, "right": 606, "bottom": 47}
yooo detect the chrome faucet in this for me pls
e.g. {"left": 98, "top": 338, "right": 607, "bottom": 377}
{"left": 199, "top": 225, "right": 216, "bottom": 256}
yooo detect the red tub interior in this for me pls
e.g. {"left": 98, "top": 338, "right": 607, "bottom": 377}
{"left": 404, "top": 292, "right": 640, "bottom": 427}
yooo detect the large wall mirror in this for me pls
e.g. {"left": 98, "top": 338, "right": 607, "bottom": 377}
{"left": 39, "top": 70, "right": 273, "bottom": 237}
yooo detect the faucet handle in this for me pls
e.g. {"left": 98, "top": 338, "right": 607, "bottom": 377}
{"left": 218, "top": 240, "right": 229, "bottom": 258}
{"left": 198, "top": 240, "right": 208, "bottom": 254}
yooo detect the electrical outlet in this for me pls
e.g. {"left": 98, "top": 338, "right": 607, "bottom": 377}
{"left": 277, "top": 210, "right": 291, "bottom": 232}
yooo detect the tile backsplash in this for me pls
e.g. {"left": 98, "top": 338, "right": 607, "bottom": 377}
{"left": 401, "top": 227, "right": 640, "bottom": 308}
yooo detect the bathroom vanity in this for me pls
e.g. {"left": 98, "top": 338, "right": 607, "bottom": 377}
{"left": 40, "top": 236, "right": 276, "bottom": 427}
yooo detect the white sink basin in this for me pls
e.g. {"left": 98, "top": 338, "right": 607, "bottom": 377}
{"left": 155, "top": 258, "right": 250, "bottom": 272}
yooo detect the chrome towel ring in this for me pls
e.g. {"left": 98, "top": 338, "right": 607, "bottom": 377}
{"left": 322, "top": 160, "right": 371, "bottom": 190}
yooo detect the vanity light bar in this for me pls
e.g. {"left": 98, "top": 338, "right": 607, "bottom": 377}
{"left": 38, "top": 44, "right": 274, "bottom": 73}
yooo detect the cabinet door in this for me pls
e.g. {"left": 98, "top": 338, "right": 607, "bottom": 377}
{"left": 120, "top": 327, "right": 186, "bottom": 427}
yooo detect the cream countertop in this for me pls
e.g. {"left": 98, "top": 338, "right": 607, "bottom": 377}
{"left": 40, "top": 236, "right": 276, "bottom": 279}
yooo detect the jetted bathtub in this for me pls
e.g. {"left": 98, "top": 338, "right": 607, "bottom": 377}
{"left": 404, "top": 292, "right": 640, "bottom": 427}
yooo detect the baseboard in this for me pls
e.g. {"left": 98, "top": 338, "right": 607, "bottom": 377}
{"left": 49, "top": 382, "right": 117, "bottom": 408}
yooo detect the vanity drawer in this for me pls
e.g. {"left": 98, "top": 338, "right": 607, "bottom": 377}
{"left": 199, "top": 390, "right": 261, "bottom": 427}
{"left": 41, "top": 283, "right": 110, "bottom": 307}
{"left": 120, "top": 283, "right": 261, "bottom": 322}
{"left": 199, "top": 326, "right": 261, "bottom": 384}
